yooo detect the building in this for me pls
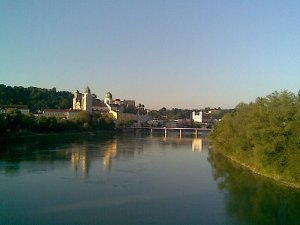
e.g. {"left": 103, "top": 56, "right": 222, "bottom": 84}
{"left": 67, "top": 109, "right": 83, "bottom": 119}
{"left": 43, "top": 109, "right": 67, "bottom": 119}
{"left": 43, "top": 109, "right": 82, "bottom": 119}
{"left": 73, "top": 87, "right": 113, "bottom": 113}
{"left": 122, "top": 100, "right": 135, "bottom": 108}
{"left": 73, "top": 86, "right": 93, "bottom": 113}
{"left": 82, "top": 87, "right": 93, "bottom": 113}
{"left": 192, "top": 111, "right": 202, "bottom": 123}
{"left": 92, "top": 99, "right": 109, "bottom": 112}
{"left": 104, "top": 92, "right": 113, "bottom": 105}
{"left": 0, "top": 105, "right": 30, "bottom": 115}
{"left": 72, "top": 87, "right": 149, "bottom": 126}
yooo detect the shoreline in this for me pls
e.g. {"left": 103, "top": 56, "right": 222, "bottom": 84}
{"left": 211, "top": 149, "right": 300, "bottom": 190}
{"left": 0, "top": 129, "right": 120, "bottom": 142}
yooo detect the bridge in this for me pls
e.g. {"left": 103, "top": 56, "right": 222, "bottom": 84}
{"left": 128, "top": 127, "right": 212, "bottom": 138}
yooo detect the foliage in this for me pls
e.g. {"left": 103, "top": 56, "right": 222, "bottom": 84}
{"left": 208, "top": 91, "right": 300, "bottom": 186}
{"left": 0, "top": 110, "right": 115, "bottom": 137}
{"left": 0, "top": 84, "right": 72, "bottom": 112}
{"left": 149, "top": 108, "right": 193, "bottom": 120}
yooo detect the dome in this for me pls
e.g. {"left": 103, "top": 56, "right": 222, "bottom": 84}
{"left": 105, "top": 92, "right": 112, "bottom": 99}
{"left": 84, "top": 86, "right": 91, "bottom": 93}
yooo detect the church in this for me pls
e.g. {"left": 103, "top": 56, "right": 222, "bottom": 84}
{"left": 72, "top": 86, "right": 135, "bottom": 113}
{"left": 72, "top": 86, "right": 150, "bottom": 126}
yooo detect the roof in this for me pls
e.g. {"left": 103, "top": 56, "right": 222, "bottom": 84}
{"left": 44, "top": 109, "right": 68, "bottom": 112}
{"left": 93, "top": 99, "right": 107, "bottom": 107}
{"left": 68, "top": 109, "right": 82, "bottom": 112}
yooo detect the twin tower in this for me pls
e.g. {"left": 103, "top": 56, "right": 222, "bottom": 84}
{"left": 73, "top": 86, "right": 113, "bottom": 113}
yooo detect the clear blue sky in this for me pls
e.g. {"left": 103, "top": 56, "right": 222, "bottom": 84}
{"left": 0, "top": 0, "right": 299, "bottom": 109}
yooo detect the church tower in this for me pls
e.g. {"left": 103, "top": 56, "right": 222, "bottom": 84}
{"left": 73, "top": 89, "right": 82, "bottom": 110}
{"left": 82, "top": 86, "right": 93, "bottom": 113}
{"left": 104, "top": 92, "right": 113, "bottom": 105}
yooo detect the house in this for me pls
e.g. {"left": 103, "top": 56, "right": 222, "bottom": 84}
{"left": 192, "top": 111, "right": 202, "bottom": 123}
{"left": 43, "top": 109, "right": 82, "bottom": 119}
{"left": 67, "top": 109, "right": 83, "bottom": 119}
{"left": 43, "top": 109, "right": 68, "bottom": 119}
{"left": 0, "top": 105, "right": 30, "bottom": 115}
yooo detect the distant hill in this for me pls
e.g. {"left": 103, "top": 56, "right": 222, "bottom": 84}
{"left": 0, "top": 84, "right": 72, "bottom": 112}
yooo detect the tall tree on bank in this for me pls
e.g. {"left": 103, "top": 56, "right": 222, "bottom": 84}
{"left": 208, "top": 90, "right": 300, "bottom": 187}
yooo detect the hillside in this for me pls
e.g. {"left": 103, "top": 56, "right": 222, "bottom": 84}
{"left": 0, "top": 84, "right": 72, "bottom": 112}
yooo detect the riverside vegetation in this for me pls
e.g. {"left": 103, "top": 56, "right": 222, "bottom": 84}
{"left": 0, "top": 110, "right": 115, "bottom": 138}
{"left": 208, "top": 91, "right": 300, "bottom": 188}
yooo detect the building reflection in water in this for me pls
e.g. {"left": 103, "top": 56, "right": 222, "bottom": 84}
{"left": 151, "top": 133, "right": 204, "bottom": 152}
{"left": 68, "top": 135, "right": 204, "bottom": 176}
{"left": 69, "top": 139, "right": 119, "bottom": 175}
{"left": 103, "top": 140, "right": 118, "bottom": 169}
{"left": 192, "top": 138, "right": 203, "bottom": 152}
{"left": 70, "top": 143, "right": 90, "bottom": 177}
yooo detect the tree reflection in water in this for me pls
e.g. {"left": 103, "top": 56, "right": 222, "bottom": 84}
{"left": 208, "top": 150, "right": 300, "bottom": 225}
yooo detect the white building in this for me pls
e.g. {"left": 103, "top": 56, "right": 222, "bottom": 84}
{"left": 82, "top": 87, "right": 93, "bottom": 113}
{"left": 0, "top": 105, "right": 30, "bottom": 115}
{"left": 192, "top": 111, "right": 202, "bottom": 123}
{"left": 43, "top": 109, "right": 82, "bottom": 119}
{"left": 73, "top": 86, "right": 99, "bottom": 113}
{"left": 43, "top": 109, "right": 67, "bottom": 119}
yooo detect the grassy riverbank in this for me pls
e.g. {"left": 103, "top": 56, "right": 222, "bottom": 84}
{"left": 208, "top": 91, "right": 300, "bottom": 189}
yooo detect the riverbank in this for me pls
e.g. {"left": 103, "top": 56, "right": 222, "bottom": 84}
{"left": 208, "top": 91, "right": 300, "bottom": 190}
{"left": 210, "top": 148, "right": 300, "bottom": 190}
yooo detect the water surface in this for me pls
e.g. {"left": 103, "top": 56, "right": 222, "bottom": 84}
{"left": 0, "top": 132, "right": 299, "bottom": 225}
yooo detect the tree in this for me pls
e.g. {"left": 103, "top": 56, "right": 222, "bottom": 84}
{"left": 208, "top": 90, "right": 300, "bottom": 186}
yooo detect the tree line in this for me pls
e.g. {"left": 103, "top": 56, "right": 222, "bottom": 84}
{"left": 0, "top": 110, "right": 115, "bottom": 137}
{"left": 0, "top": 84, "right": 72, "bottom": 112}
{"left": 208, "top": 90, "right": 300, "bottom": 187}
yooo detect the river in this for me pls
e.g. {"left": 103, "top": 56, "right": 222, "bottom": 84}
{"left": 0, "top": 132, "right": 299, "bottom": 225}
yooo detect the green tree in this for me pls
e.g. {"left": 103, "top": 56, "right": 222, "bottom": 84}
{"left": 209, "top": 90, "right": 300, "bottom": 186}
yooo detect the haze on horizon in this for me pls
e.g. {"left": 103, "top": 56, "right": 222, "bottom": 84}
{"left": 0, "top": 0, "right": 299, "bottom": 110}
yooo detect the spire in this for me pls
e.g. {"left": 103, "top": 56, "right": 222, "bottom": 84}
{"left": 84, "top": 86, "right": 91, "bottom": 93}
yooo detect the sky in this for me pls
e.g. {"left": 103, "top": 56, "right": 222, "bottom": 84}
{"left": 0, "top": 0, "right": 299, "bottom": 110}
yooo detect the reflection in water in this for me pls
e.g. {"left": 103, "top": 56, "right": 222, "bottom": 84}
{"left": 1, "top": 134, "right": 300, "bottom": 225}
{"left": 192, "top": 138, "right": 202, "bottom": 152}
{"left": 150, "top": 132, "right": 205, "bottom": 153}
{"left": 70, "top": 144, "right": 90, "bottom": 176}
{"left": 208, "top": 150, "right": 300, "bottom": 225}
{"left": 103, "top": 139, "right": 118, "bottom": 169}
{"left": 69, "top": 139, "right": 120, "bottom": 174}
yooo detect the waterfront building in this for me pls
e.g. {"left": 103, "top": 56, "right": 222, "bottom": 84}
{"left": 192, "top": 111, "right": 202, "bottom": 123}
{"left": 104, "top": 92, "right": 113, "bottom": 105}
{"left": 72, "top": 87, "right": 150, "bottom": 126}
{"left": 82, "top": 86, "right": 93, "bottom": 113}
{"left": 73, "top": 86, "right": 93, "bottom": 113}
{"left": 0, "top": 105, "right": 30, "bottom": 115}
{"left": 43, "top": 109, "right": 82, "bottom": 119}
{"left": 43, "top": 109, "right": 67, "bottom": 119}
{"left": 92, "top": 99, "right": 109, "bottom": 112}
